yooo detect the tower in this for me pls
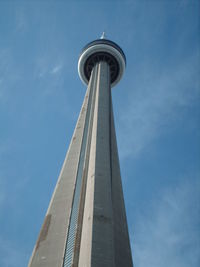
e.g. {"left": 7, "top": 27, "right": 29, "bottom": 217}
{"left": 28, "top": 35, "right": 133, "bottom": 267}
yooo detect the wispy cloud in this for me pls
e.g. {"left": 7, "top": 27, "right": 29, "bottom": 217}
{"left": 36, "top": 59, "right": 63, "bottom": 78}
{"left": 132, "top": 175, "right": 200, "bottom": 267}
{"left": 118, "top": 51, "right": 200, "bottom": 159}
{"left": 50, "top": 63, "right": 63, "bottom": 74}
{"left": 35, "top": 58, "right": 66, "bottom": 98}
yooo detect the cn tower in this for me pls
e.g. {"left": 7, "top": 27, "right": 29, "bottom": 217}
{"left": 28, "top": 34, "right": 133, "bottom": 267}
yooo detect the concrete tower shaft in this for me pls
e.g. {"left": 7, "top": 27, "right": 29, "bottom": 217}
{"left": 78, "top": 60, "right": 133, "bottom": 267}
{"left": 28, "top": 37, "right": 133, "bottom": 267}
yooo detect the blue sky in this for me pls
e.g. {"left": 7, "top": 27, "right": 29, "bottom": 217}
{"left": 0, "top": 1, "right": 199, "bottom": 266}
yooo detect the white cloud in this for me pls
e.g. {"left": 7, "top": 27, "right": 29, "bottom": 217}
{"left": 131, "top": 176, "right": 200, "bottom": 267}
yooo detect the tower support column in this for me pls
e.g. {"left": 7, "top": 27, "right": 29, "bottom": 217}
{"left": 79, "top": 61, "right": 115, "bottom": 267}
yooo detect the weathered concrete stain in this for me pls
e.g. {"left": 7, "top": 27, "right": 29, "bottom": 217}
{"left": 36, "top": 214, "right": 51, "bottom": 250}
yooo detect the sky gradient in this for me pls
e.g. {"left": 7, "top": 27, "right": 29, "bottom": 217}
{"left": 0, "top": 1, "right": 200, "bottom": 267}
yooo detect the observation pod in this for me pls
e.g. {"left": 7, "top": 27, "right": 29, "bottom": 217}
{"left": 78, "top": 37, "right": 126, "bottom": 87}
{"left": 28, "top": 35, "right": 133, "bottom": 267}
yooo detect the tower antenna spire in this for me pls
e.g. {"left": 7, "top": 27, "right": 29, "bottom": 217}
{"left": 101, "top": 31, "right": 106, "bottom": 39}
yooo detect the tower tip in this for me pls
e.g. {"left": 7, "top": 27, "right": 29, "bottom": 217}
{"left": 100, "top": 32, "right": 106, "bottom": 39}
